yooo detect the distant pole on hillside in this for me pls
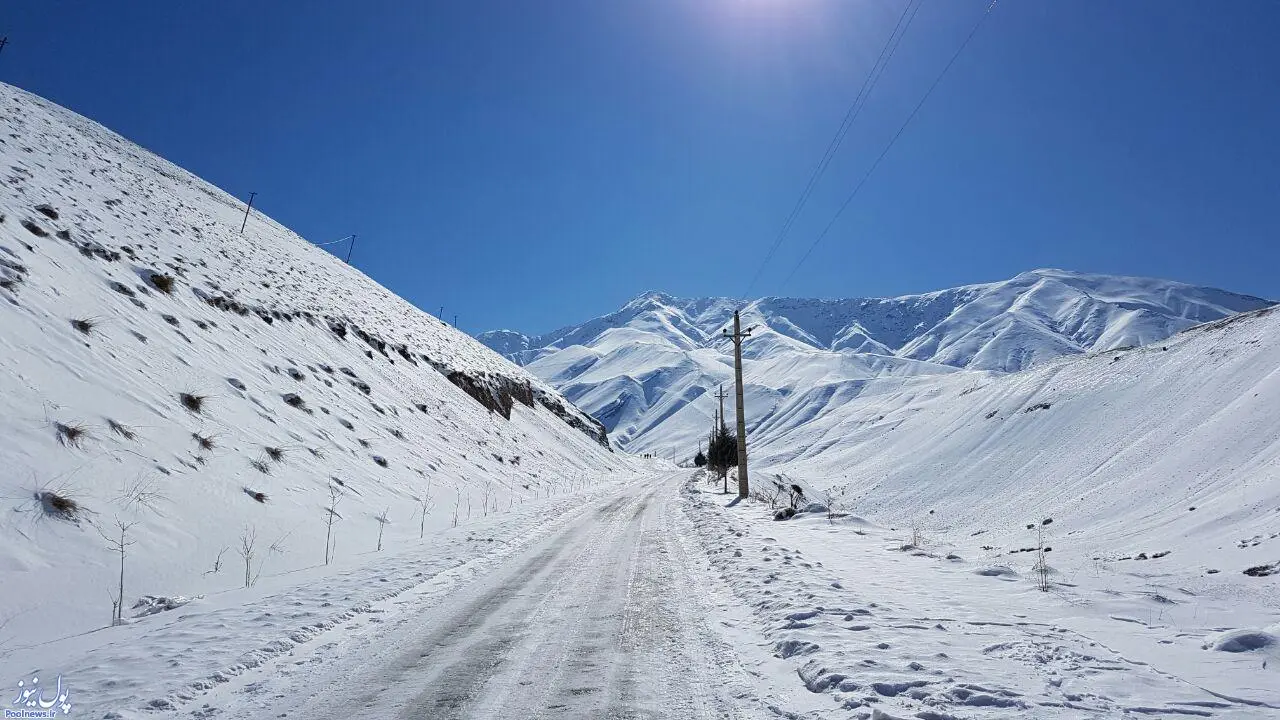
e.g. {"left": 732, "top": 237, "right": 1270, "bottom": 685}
{"left": 344, "top": 234, "right": 357, "bottom": 264}
{"left": 723, "top": 310, "right": 754, "bottom": 498}
{"left": 453, "top": 314, "right": 458, "bottom": 328}
{"left": 239, "top": 192, "right": 257, "bottom": 234}
{"left": 715, "top": 384, "right": 729, "bottom": 431}
{"left": 0, "top": 37, "right": 9, "bottom": 57}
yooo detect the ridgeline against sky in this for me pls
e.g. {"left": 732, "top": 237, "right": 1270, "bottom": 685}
{"left": 4, "top": 0, "right": 1278, "bottom": 334}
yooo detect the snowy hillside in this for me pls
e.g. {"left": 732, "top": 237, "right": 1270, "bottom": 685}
{"left": 480, "top": 274, "right": 1271, "bottom": 453}
{"left": 690, "top": 301, "right": 1280, "bottom": 714}
{"left": 0, "top": 82, "right": 629, "bottom": 649}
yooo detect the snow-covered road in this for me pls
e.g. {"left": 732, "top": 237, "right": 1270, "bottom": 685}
{"left": 178, "top": 472, "right": 771, "bottom": 720}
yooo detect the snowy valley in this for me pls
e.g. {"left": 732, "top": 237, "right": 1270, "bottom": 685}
{"left": 1, "top": 79, "right": 1278, "bottom": 720}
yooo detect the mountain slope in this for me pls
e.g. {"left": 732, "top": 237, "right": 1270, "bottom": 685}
{"left": 480, "top": 273, "right": 1272, "bottom": 452}
{"left": 0, "top": 82, "right": 629, "bottom": 648}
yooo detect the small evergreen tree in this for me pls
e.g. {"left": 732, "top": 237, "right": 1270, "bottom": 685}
{"left": 693, "top": 450, "right": 707, "bottom": 467}
{"left": 707, "top": 424, "right": 738, "bottom": 493}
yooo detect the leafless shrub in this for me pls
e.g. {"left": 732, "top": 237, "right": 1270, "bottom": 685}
{"left": 70, "top": 317, "right": 98, "bottom": 335}
{"left": 263, "top": 446, "right": 285, "bottom": 463}
{"left": 248, "top": 458, "right": 271, "bottom": 475}
{"left": 389, "top": 427, "right": 405, "bottom": 440}
{"left": 282, "top": 393, "right": 306, "bottom": 409}
{"left": 113, "top": 476, "right": 166, "bottom": 515}
{"left": 244, "top": 487, "right": 268, "bottom": 503}
{"left": 192, "top": 432, "right": 215, "bottom": 451}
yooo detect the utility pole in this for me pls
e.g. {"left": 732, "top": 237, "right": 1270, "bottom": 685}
{"left": 0, "top": 37, "right": 9, "bottom": 57}
{"left": 239, "top": 192, "right": 257, "bottom": 234}
{"left": 345, "top": 234, "right": 357, "bottom": 264}
{"left": 453, "top": 314, "right": 458, "bottom": 328}
{"left": 715, "top": 384, "right": 729, "bottom": 431}
{"left": 723, "top": 310, "right": 754, "bottom": 498}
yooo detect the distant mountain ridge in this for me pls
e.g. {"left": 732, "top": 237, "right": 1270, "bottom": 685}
{"left": 479, "top": 270, "right": 1272, "bottom": 452}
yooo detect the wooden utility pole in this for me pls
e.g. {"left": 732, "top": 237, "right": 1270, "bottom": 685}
{"left": 345, "top": 234, "right": 357, "bottom": 264}
{"left": 723, "top": 310, "right": 754, "bottom": 498}
{"left": 0, "top": 37, "right": 9, "bottom": 57}
{"left": 715, "top": 384, "right": 729, "bottom": 430}
{"left": 239, "top": 192, "right": 257, "bottom": 234}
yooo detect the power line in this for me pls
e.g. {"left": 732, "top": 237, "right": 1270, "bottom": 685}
{"left": 741, "top": 0, "right": 922, "bottom": 299}
{"left": 778, "top": 0, "right": 998, "bottom": 291}
{"left": 312, "top": 234, "right": 355, "bottom": 248}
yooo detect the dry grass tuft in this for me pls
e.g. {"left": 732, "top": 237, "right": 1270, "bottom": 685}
{"left": 249, "top": 458, "right": 271, "bottom": 475}
{"left": 243, "top": 487, "right": 268, "bottom": 504}
{"left": 55, "top": 421, "right": 91, "bottom": 448}
{"left": 149, "top": 272, "right": 176, "bottom": 294}
{"left": 107, "top": 419, "right": 137, "bottom": 440}
{"left": 70, "top": 317, "right": 97, "bottom": 335}
{"left": 179, "top": 392, "right": 208, "bottom": 414}
{"left": 192, "top": 432, "right": 216, "bottom": 451}
{"left": 37, "top": 490, "right": 83, "bottom": 522}
{"left": 264, "top": 446, "right": 285, "bottom": 463}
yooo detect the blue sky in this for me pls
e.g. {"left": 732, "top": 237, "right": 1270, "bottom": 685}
{"left": 4, "top": 1, "right": 1278, "bottom": 335}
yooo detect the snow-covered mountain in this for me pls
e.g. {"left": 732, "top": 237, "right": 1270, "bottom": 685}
{"left": 0, "top": 82, "right": 632, "bottom": 648}
{"left": 479, "top": 272, "right": 1272, "bottom": 453}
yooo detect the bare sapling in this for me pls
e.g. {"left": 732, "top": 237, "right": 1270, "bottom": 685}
{"left": 324, "top": 483, "right": 343, "bottom": 565}
{"left": 1027, "top": 517, "right": 1054, "bottom": 591}
{"left": 452, "top": 494, "right": 461, "bottom": 528}
{"left": 98, "top": 517, "right": 138, "bottom": 625}
{"left": 418, "top": 480, "right": 434, "bottom": 539}
{"left": 203, "top": 546, "right": 229, "bottom": 577}
{"left": 238, "top": 526, "right": 257, "bottom": 588}
{"left": 481, "top": 481, "right": 493, "bottom": 517}
{"left": 254, "top": 529, "right": 293, "bottom": 585}
{"left": 375, "top": 508, "right": 391, "bottom": 551}
{"left": 912, "top": 509, "right": 935, "bottom": 549}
